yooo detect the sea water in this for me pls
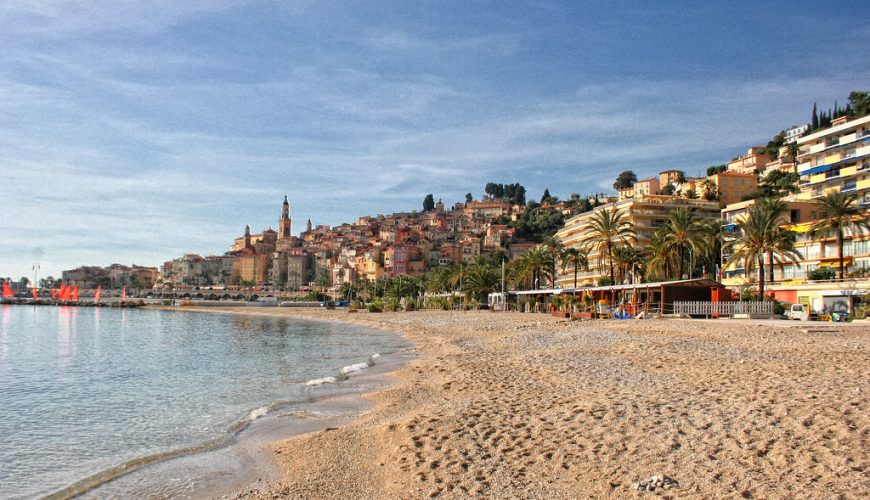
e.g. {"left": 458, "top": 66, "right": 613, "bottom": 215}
{"left": 0, "top": 305, "right": 408, "bottom": 498}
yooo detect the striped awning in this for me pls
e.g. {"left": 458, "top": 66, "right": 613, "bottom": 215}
{"left": 800, "top": 164, "right": 832, "bottom": 176}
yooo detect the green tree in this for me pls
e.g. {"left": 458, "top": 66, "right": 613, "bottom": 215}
{"left": 658, "top": 208, "right": 705, "bottom": 279}
{"left": 847, "top": 91, "right": 870, "bottom": 118}
{"left": 583, "top": 208, "right": 637, "bottom": 283}
{"left": 462, "top": 265, "right": 501, "bottom": 302}
{"left": 725, "top": 203, "right": 801, "bottom": 298}
{"left": 700, "top": 178, "right": 719, "bottom": 201}
{"left": 660, "top": 183, "right": 676, "bottom": 196}
{"left": 706, "top": 165, "right": 727, "bottom": 176}
{"left": 541, "top": 235, "right": 564, "bottom": 287}
{"left": 560, "top": 247, "right": 589, "bottom": 288}
{"left": 422, "top": 194, "right": 435, "bottom": 212}
{"left": 811, "top": 191, "right": 870, "bottom": 280}
{"left": 612, "top": 170, "right": 637, "bottom": 191}
{"left": 611, "top": 245, "right": 644, "bottom": 284}
{"left": 465, "top": 193, "right": 473, "bottom": 204}
{"left": 516, "top": 246, "right": 550, "bottom": 290}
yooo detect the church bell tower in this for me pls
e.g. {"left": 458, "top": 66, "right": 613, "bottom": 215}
{"left": 279, "top": 195, "right": 292, "bottom": 240}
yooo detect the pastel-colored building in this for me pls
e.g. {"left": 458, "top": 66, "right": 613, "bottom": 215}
{"left": 794, "top": 114, "right": 870, "bottom": 203}
{"left": 727, "top": 146, "right": 772, "bottom": 175}
{"left": 555, "top": 195, "right": 721, "bottom": 287}
{"left": 707, "top": 171, "right": 759, "bottom": 207}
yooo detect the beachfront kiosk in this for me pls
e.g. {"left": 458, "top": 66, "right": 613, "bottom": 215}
{"left": 492, "top": 278, "right": 733, "bottom": 318}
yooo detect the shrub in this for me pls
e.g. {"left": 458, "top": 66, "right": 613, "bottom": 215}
{"left": 367, "top": 300, "right": 384, "bottom": 313}
{"left": 808, "top": 267, "right": 836, "bottom": 281}
{"left": 773, "top": 301, "right": 786, "bottom": 315}
{"left": 403, "top": 301, "right": 416, "bottom": 312}
{"left": 597, "top": 277, "right": 614, "bottom": 287}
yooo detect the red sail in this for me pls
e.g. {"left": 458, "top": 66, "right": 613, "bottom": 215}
{"left": 2, "top": 282, "right": 14, "bottom": 298}
{"left": 121, "top": 287, "right": 127, "bottom": 303}
{"left": 32, "top": 288, "right": 38, "bottom": 300}
{"left": 61, "top": 284, "right": 70, "bottom": 301}
{"left": 71, "top": 285, "right": 79, "bottom": 301}
{"left": 52, "top": 288, "right": 58, "bottom": 300}
{"left": 94, "top": 286, "right": 101, "bottom": 304}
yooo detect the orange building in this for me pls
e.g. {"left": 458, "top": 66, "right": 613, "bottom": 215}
{"left": 727, "top": 146, "right": 772, "bottom": 175}
{"left": 707, "top": 171, "right": 758, "bottom": 207}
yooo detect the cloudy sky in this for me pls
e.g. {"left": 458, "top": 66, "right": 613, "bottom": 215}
{"left": 1, "top": 0, "right": 868, "bottom": 280}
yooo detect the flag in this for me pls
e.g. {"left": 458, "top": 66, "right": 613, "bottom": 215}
{"left": 94, "top": 286, "right": 101, "bottom": 304}
{"left": 32, "top": 288, "right": 38, "bottom": 300}
{"left": 2, "top": 282, "right": 14, "bottom": 298}
{"left": 71, "top": 285, "right": 79, "bottom": 301}
{"left": 121, "top": 287, "right": 127, "bottom": 303}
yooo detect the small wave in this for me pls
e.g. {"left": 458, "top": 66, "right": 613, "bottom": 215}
{"left": 304, "top": 376, "right": 337, "bottom": 387}
{"left": 341, "top": 362, "right": 369, "bottom": 375}
{"left": 248, "top": 406, "right": 269, "bottom": 421}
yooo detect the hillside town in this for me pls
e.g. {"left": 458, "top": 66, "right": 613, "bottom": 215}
{"left": 45, "top": 94, "right": 870, "bottom": 317}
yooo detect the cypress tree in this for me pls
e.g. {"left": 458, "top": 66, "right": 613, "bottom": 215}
{"left": 811, "top": 103, "right": 819, "bottom": 130}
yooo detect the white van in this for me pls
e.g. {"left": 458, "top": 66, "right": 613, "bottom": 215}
{"left": 785, "top": 303, "right": 815, "bottom": 321}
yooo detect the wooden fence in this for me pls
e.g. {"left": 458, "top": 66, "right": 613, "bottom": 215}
{"left": 673, "top": 301, "right": 774, "bottom": 316}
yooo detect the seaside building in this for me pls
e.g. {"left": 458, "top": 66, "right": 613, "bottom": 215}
{"left": 727, "top": 146, "right": 772, "bottom": 175}
{"left": 659, "top": 170, "right": 685, "bottom": 188}
{"left": 785, "top": 124, "right": 810, "bottom": 144}
{"left": 618, "top": 177, "right": 660, "bottom": 200}
{"left": 793, "top": 114, "right": 870, "bottom": 203}
{"left": 720, "top": 199, "right": 822, "bottom": 283}
{"left": 555, "top": 195, "right": 720, "bottom": 287}
{"left": 63, "top": 264, "right": 158, "bottom": 289}
{"left": 707, "top": 170, "right": 759, "bottom": 207}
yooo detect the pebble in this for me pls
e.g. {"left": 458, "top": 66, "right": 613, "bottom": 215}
{"left": 636, "top": 474, "right": 679, "bottom": 492}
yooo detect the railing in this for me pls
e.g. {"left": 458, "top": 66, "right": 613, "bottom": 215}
{"left": 673, "top": 301, "right": 774, "bottom": 316}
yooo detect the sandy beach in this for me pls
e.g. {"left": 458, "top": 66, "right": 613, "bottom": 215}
{"left": 176, "top": 308, "right": 870, "bottom": 498}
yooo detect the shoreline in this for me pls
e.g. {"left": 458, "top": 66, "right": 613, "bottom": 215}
{"left": 187, "top": 308, "right": 869, "bottom": 498}
{"left": 41, "top": 305, "right": 414, "bottom": 499}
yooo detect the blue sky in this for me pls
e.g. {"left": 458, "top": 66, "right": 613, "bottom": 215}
{"left": 1, "top": 0, "right": 869, "bottom": 280}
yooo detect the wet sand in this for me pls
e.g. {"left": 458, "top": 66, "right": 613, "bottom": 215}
{"left": 176, "top": 308, "right": 869, "bottom": 498}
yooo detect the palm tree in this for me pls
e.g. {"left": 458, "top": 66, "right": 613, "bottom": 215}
{"left": 560, "top": 247, "right": 590, "bottom": 288}
{"left": 758, "top": 198, "right": 792, "bottom": 282}
{"left": 811, "top": 191, "right": 870, "bottom": 279}
{"left": 700, "top": 178, "right": 719, "bottom": 202}
{"left": 725, "top": 204, "right": 769, "bottom": 297}
{"left": 516, "top": 246, "right": 550, "bottom": 290}
{"left": 697, "top": 218, "right": 724, "bottom": 278}
{"left": 462, "top": 265, "right": 500, "bottom": 302}
{"left": 611, "top": 245, "right": 644, "bottom": 283}
{"left": 541, "top": 236, "right": 564, "bottom": 288}
{"left": 644, "top": 230, "right": 676, "bottom": 282}
{"left": 660, "top": 207, "right": 706, "bottom": 279}
{"left": 725, "top": 203, "right": 802, "bottom": 298}
{"left": 583, "top": 208, "right": 637, "bottom": 283}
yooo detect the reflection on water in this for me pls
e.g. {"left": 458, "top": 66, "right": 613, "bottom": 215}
{"left": 0, "top": 306, "right": 407, "bottom": 498}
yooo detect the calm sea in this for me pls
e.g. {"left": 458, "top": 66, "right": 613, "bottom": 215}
{"left": 0, "top": 305, "right": 408, "bottom": 498}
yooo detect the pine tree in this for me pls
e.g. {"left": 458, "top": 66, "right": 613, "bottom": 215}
{"left": 812, "top": 103, "right": 819, "bottom": 130}
{"left": 541, "top": 188, "right": 552, "bottom": 204}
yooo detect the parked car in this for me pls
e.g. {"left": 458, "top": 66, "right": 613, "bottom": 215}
{"left": 784, "top": 303, "right": 818, "bottom": 321}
